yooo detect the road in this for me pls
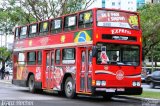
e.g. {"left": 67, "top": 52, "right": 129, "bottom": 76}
{"left": 142, "top": 83, "right": 160, "bottom": 92}
{"left": 0, "top": 82, "right": 156, "bottom": 106}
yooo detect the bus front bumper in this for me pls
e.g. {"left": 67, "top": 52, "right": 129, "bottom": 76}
{"left": 92, "top": 87, "right": 142, "bottom": 95}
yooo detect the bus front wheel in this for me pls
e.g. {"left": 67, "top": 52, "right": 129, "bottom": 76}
{"left": 28, "top": 75, "right": 36, "bottom": 93}
{"left": 64, "top": 77, "right": 76, "bottom": 98}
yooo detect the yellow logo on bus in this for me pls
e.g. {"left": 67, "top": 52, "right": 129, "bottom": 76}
{"left": 29, "top": 40, "right": 32, "bottom": 46}
{"left": 43, "top": 22, "right": 48, "bottom": 30}
{"left": 61, "top": 35, "right": 65, "bottom": 43}
{"left": 128, "top": 16, "right": 138, "bottom": 26}
{"left": 84, "top": 12, "right": 91, "bottom": 21}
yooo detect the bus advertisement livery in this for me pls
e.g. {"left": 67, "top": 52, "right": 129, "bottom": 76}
{"left": 12, "top": 8, "right": 142, "bottom": 99}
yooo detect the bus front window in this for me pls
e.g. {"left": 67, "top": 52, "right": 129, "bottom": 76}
{"left": 96, "top": 43, "right": 140, "bottom": 66}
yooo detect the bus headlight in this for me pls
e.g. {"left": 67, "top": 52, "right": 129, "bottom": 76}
{"left": 101, "top": 81, "right": 106, "bottom": 86}
{"left": 96, "top": 80, "right": 106, "bottom": 86}
{"left": 132, "top": 82, "right": 137, "bottom": 86}
{"left": 132, "top": 81, "right": 141, "bottom": 86}
{"left": 96, "top": 81, "right": 101, "bottom": 86}
{"left": 137, "top": 82, "right": 141, "bottom": 86}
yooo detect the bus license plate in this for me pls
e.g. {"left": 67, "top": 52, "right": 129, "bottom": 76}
{"left": 105, "top": 88, "right": 125, "bottom": 92}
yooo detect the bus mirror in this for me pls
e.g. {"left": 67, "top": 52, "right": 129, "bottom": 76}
{"left": 92, "top": 46, "right": 101, "bottom": 57}
{"left": 92, "top": 46, "right": 98, "bottom": 57}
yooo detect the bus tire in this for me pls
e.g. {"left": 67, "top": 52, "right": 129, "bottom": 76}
{"left": 64, "top": 77, "right": 76, "bottom": 98}
{"left": 28, "top": 75, "right": 36, "bottom": 93}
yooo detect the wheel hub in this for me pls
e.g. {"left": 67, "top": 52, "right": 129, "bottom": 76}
{"left": 66, "top": 82, "right": 72, "bottom": 94}
{"left": 29, "top": 80, "right": 34, "bottom": 89}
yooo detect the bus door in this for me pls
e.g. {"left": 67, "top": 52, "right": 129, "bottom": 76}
{"left": 79, "top": 47, "right": 92, "bottom": 93}
{"left": 46, "top": 51, "right": 55, "bottom": 89}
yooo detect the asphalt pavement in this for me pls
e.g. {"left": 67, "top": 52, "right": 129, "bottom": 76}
{"left": 0, "top": 82, "right": 143, "bottom": 106}
{"left": 0, "top": 76, "right": 160, "bottom": 106}
{"left": 142, "top": 83, "right": 160, "bottom": 92}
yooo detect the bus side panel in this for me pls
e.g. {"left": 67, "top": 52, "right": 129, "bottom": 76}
{"left": 12, "top": 52, "right": 28, "bottom": 87}
{"left": 12, "top": 52, "right": 18, "bottom": 80}
{"left": 26, "top": 66, "right": 42, "bottom": 89}
{"left": 52, "top": 65, "right": 76, "bottom": 91}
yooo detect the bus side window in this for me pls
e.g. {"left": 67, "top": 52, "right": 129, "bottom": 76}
{"left": 78, "top": 10, "right": 93, "bottom": 29}
{"left": 62, "top": 48, "right": 75, "bottom": 64}
{"left": 27, "top": 52, "right": 36, "bottom": 65}
{"left": 15, "top": 28, "right": 19, "bottom": 40}
{"left": 39, "top": 21, "right": 49, "bottom": 36}
{"left": 29, "top": 24, "right": 38, "bottom": 37}
{"left": 37, "top": 51, "right": 42, "bottom": 65}
{"left": 51, "top": 18, "right": 62, "bottom": 34}
{"left": 55, "top": 49, "right": 61, "bottom": 65}
{"left": 64, "top": 15, "right": 77, "bottom": 32}
{"left": 20, "top": 26, "right": 27, "bottom": 39}
{"left": 18, "top": 52, "right": 25, "bottom": 65}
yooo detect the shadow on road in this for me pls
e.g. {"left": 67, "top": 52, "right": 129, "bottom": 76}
{"left": 15, "top": 88, "right": 141, "bottom": 105}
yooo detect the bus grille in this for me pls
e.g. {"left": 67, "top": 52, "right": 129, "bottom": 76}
{"left": 108, "top": 80, "right": 129, "bottom": 86}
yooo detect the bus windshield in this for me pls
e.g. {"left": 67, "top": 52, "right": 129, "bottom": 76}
{"left": 96, "top": 43, "right": 140, "bottom": 66}
{"left": 97, "top": 10, "right": 139, "bottom": 30}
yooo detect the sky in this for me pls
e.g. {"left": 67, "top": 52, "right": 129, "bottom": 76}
{"left": 0, "top": 35, "right": 14, "bottom": 47}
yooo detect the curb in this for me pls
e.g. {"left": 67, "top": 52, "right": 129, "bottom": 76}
{"left": 0, "top": 80, "right": 12, "bottom": 84}
{"left": 115, "top": 95, "right": 160, "bottom": 101}
{"left": 115, "top": 95, "right": 143, "bottom": 101}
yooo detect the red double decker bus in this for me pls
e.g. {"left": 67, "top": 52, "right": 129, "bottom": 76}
{"left": 12, "top": 8, "right": 142, "bottom": 99}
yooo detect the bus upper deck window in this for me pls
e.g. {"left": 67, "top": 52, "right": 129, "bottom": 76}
{"left": 20, "top": 26, "right": 27, "bottom": 39}
{"left": 78, "top": 11, "right": 93, "bottom": 29}
{"left": 51, "top": 18, "right": 62, "bottom": 34}
{"left": 29, "top": 24, "right": 38, "bottom": 37}
{"left": 64, "top": 15, "right": 77, "bottom": 32}
{"left": 39, "top": 21, "right": 49, "bottom": 36}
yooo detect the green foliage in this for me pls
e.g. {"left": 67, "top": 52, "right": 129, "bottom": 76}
{"left": 0, "top": 0, "right": 94, "bottom": 28}
{"left": 0, "top": 47, "right": 11, "bottom": 62}
{"left": 138, "top": 3, "right": 160, "bottom": 58}
{"left": 136, "top": 91, "right": 160, "bottom": 99}
{"left": 9, "top": 0, "right": 93, "bottom": 21}
{"left": 0, "top": 47, "right": 11, "bottom": 71}
{"left": 62, "top": 0, "right": 85, "bottom": 15}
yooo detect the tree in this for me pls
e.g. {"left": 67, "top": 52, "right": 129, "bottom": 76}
{"left": 4, "top": 0, "right": 94, "bottom": 23}
{"left": 0, "top": 47, "right": 11, "bottom": 72}
{"left": 138, "top": 3, "right": 160, "bottom": 58}
{"left": 0, "top": 1, "right": 36, "bottom": 26}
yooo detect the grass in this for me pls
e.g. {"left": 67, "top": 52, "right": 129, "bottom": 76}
{"left": 136, "top": 91, "right": 160, "bottom": 99}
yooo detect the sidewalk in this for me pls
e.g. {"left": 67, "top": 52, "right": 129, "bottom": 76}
{"left": 0, "top": 75, "right": 12, "bottom": 84}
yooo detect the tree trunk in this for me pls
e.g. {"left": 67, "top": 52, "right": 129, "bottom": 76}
{"left": 0, "top": 60, "right": 5, "bottom": 79}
